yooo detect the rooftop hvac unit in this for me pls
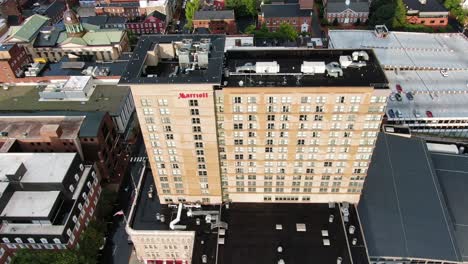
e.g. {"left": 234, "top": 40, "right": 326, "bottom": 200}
{"left": 301, "top": 61, "right": 325, "bottom": 74}
{"left": 255, "top": 61, "right": 279, "bottom": 73}
{"left": 197, "top": 48, "right": 209, "bottom": 69}
{"left": 199, "top": 38, "right": 211, "bottom": 50}
{"left": 339, "top": 56, "right": 353, "bottom": 68}
{"left": 323, "top": 239, "right": 330, "bottom": 246}
{"left": 181, "top": 39, "right": 193, "bottom": 50}
{"left": 178, "top": 48, "right": 191, "bottom": 67}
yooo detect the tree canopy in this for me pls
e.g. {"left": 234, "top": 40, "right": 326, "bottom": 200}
{"left": 245, "top": 23, "right": 298, "bottom": 41}
{"left": 185, "top": 0, "right": 201, "bottom": 28}
{"left": 12, "top": 250, "right": 81, "bottom": 264}
{"left": 444, "top": 0, "right": 467, "bottom": 24}
{"left": 226, "top": 0, "right": 257, "bottom": 17}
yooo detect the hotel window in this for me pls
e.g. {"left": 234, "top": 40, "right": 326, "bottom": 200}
{"left": 315, "top": 106, "right": 324, "bottom": 112}
{"left": 160, "top": 108, "right": 170, "bottom": 115}
{"left": 336, "top": 96, "right": 345, "bottom": 103}
{"left": 350, "top": 96, "right": 361, "bottom": 103}
{"left": 190, "top": 109, "right": 199, "bottom": 115}
{"left": 267, "top": 96, "right": 277, "bottom": 104}
{"left": 281, "top": 97, "right": 292, "bottom": 103}
{"left": 193, "top": 126, "right": 201, "bottom": 132}
{"left": 247, "top": 97, "right": 257, "bottom": 103}
{"left": 140, "top": 99, "right": 152, "bottom": 106}
{"left": 158, "top": 99, "right": 168, "bottom": 106}
{"left": 192, "top": 118, "right": 201, "bottom": 124}
{"left": 247, "top": 105, "right": 257, "bottom": 112}
{"left": 143, "top": 108, "right": 153, "bottom": 115}
{"left": 316, "top": 96, "right": 326, "bottom": 104}
{"left": 189, "top": 100, "right": 198, "bottom": 106}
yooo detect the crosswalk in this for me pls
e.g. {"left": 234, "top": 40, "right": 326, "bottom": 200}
{"left": 129, "top": 157, "right": 148, "bottom": 163}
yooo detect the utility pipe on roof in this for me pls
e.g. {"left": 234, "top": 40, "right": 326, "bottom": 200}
{"left": 169, "top": 203, "right": 182, "bottom": 230}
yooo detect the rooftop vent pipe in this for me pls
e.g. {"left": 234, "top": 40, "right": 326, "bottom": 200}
{"left": 169, "top": 203, "right": 183, "bottom": 230}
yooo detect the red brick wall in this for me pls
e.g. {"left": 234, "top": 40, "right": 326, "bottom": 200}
{"left": 193, "top": 19, "right": 237, "bottom": 34}
{"left": 406, "top": 15, "right": 448, "bottom": 26}
{"left": 259, "top": 16, "right": 311, "bottom": 32}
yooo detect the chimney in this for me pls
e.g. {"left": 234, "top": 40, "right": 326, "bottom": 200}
{"left": 39, "top": 124, "right": 63, "bottom": 139}
{"left": 345, "top": 0, "right": 350, "bottom": 5}
{"left": 419, "top": 0, "right": 426, "bottom": 4}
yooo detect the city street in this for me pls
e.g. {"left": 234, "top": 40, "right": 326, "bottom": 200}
{"left": 100, "top": 143, "right": 147, "bottom": 264}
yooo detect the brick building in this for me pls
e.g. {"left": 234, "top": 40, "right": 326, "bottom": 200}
{"left": 404, "top": 0, "right": 449, "bottom": 26}
{"left": 95, "top": 2, "right": 144, "bottom": 19}
{"left": 0, "top": 113, "right": 130, "bottom": 184}
{"left": 325, "top": 0, "right": 369, "bottom": 24}
{"left": 0, "top": 153, "right": 101, "bottom": 264}
{"left": 126, "top": 11, "right": 167, "bottom": 34}
{"left": 193, "top": 10, "right": 237, "bottom": 34}
{"left": 0, "top": 44, "right": 33, "bottom": 83}
{"left": 258, "top": 1, "right": 313, "bottom": 33}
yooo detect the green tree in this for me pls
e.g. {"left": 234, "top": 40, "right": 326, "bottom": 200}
{"left": 276, "top": 22, "right": 298, "bottom": 41}
{"left": 226, "top": 0, "right": 257, "bottom": 17}
{"left": 244, "top": 24, "right": 257, "bottom": 34}
{"left": 77, "top": 222, "right": 105, "bottom": 264}
{"left": 96, "top": 188, "right": 117, "bottom": 223}
{"left": 368, "top": 3, "right": 395, "bottom": 28}
{"left": 444, "top": 0, "right": 467, "bottom": 24}
{"left": 392, "top": 0, "right": 407, "bottom": 28}
{"left": 185, "top": 0, "right": 201, "bottom": 28}
{"left": 12, "top": 249, "right": 80, "bottom": 264}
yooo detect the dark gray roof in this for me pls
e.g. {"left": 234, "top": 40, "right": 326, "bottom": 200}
{"left": 403, "top": 0, "right": 448, "bottom": 13}
{"left": 261, "top": 3, "right": 312, "bottom": 18}
{"left": 82, "top": 15, "right": 108, "bottom": 26}
{"left": 359, "top": 133, "right": 462, "bottom": 262}
{"left": 148, "top": 11, "right": 166, "bottom": 22}
{"left": 33, "top": 28, "right": 61, "bottom": 47}
{"left": 193, "top": 10, "right": 235, "bottom": 20}
{"left": 42, "top": 1, "right": 65, "bottom": 18}
{"left": 432, "top": 152, "right": 468, "bottom": 262}
{"left": 326, "top": 0, "right": 369, "bottom": 13}
{"left": 119, "top": 35, "right": 225, "bottom": 85}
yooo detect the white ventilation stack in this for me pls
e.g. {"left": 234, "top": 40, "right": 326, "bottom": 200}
{"left": 345, "top": 0, "right": 350, "bottom": 5}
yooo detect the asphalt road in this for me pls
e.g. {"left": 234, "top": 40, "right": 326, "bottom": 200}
{"left": 99, "top": 143, "right": 146, "bottom": 264}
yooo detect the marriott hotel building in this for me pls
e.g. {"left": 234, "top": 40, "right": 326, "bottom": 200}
{"left": 120, "top": 35, "right": 389, "bottom": 204}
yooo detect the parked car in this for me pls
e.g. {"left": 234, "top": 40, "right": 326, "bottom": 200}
{"left": 388, "top": 109, "right": 395, "bottom": 118}
{"left": 426, "top": 110, "right": 433, "bottom": 118}
{"left": 395, "top": 93, "right": 403, "bottom": 101}
{"left": 395, "top": 109, "right": 402, "bottom": 118}
{"left": 440, "top": 69, "right": 448, "bottom": 77}
{"left": 396, "top": 84, "right": 403, "bottom": 93}
{"left": 406, "top": 92, "right": 414, "bottom": 100}
{"left": 389, "top": 94, "right": 396, "bottom": 101}
{"left": 413, "top": 109, "right": 421, "bottom": 118}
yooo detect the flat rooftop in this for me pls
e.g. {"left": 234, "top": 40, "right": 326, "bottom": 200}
{"left": 0, "top": 153, "right": 76, "bottom": 183}
{"left": 129, "top": 171, "right": 219, "bottom": 264}
{"left": 385, "top": 70, "right": 468, "bottom": 120}
{"left": 223, "top": 49, "right": 388, "bottom": 88}
{"left": 0, "top": 191, "right": 60, "bottom": 218}
{"left": 0, "top": 115, "right": 84, "bottom": 140}
{"left": 0, "top": 85, "right": 131, "bottom": 115}
{"left": 359, "top": 133, "right": 467, "bottom": 262}
{"left": 328, "top": 30, "right": 468, "bottom": 70}
{"left": 38, "top": 58, "right": 129, "bottom": 77}
{"left": 218, "top": 203, "right": 369, "bottom": 264}
{"left": 119, "top": 35, "right": 225, "bottom": 85}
